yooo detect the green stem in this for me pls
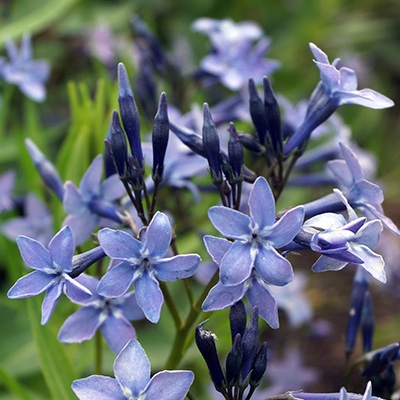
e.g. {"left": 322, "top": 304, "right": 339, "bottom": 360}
{"left": 149, "top": 180, "right": 160, "bottom": 221}
{"left": 160, "top": 282, "right": 183, "bottom": 329}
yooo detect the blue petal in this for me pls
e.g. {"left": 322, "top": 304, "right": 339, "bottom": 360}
{"left": 142, "top": 371, "right": 194, "bottom": 400}
{"left": 312, "top": 255, "right": 347, "bottom": 273}
{"left": 203, "top": 235, "right": 232, "bottom": 265}
{"left": 98, "top": 261, "right": 135, "bottom": 298}
{"left": 309, "top": 43, "right": 329, "bottom": 64}
{"left": 114, "top": 339, "right": 150, "bottom": 397}
{"left": 117, "top": 291, "right": 145, "bottom": 321}
{"left": 314, "top": 61, "right": 340, "bottom": 93}
{"left": 154, "top": 254, "right": 201, "bottom": 281}
{"left": 64, "top": 274, "right": 92, "bottom": 302}
{"left": 254, "top": 246, "right": 293, "bottom": 286}
{"left": 249, "top": 177, "right": 276, "bottom": 228}
{"left": 80, "top": 155, "right": 103, "bottom": 198}
{"left": 354, "top": 220, "right": 382, "bottom": 249}
{"left": 304, "top": 212, "right": 346, "bottom": 230}
{"left": 63, "top": 181, "right": 86, "bottom": 214}
{"left": 100, "top": 174, "right": 125, "bottom": 202}
{"left": 41, "top": 282, "right": 63, "bottom": 324}
{"left": 63, "top": 211, "right": 98, "bottom": 246}
{"left": 72, "top": 376, "right": 125, "bottom": 400}
{"left": 202, "top": 281, "right": 247, "bottom": 312}
{"left": 134, "top": 271, "right": 163, "bottom": 323}
{"left": 144, "top": 212, "right": 172, "bottom": 259}
{"left": 328, "top": 160, "right": 354, "bottom": 189}
{"left": 16, "top": 236, "right": 52, "bottom": 271}
{"left": 49, "top": 226, "right": 74, "bottom": 273}
{"left": 98, "top": 229, "right": 143, "bottom": 262}
{"left": 338, "top": 88, "right": 394, "bottom": 109}
{"left": 100, "top": 313, "right": 136, "bottom": 354}
{"left": 339, "top": 67, "right": 358, "bottom": 91}
{"left": 208, "top": 206, "right": 251, "bottom": 239}
{"left": 72, "top": 274, "right": 101, "bottom": 305}
{"left": 8, "top": 271, "right": 56, "bottom": 298}
{"left": 58, "top": 306, "right": 101, "bottom": 343}
{"left": 219, "top": 241, "right": 255, "bottom": 286}
{"left": 359, "top": 203, "right": 400, "bottom": 236}
{"left": 351, "top": 244, "right": 386, "bottom": 283}
{"left": 351, "top": 180, "right": 384, "bottom": 205}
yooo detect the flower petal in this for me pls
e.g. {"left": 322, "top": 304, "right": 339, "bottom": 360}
{"left": 154, "top": 254, "right": 201, "bottom": 281}
{"left": 41, "top": 282, "right": 63, "bottom": 324}
{"left": 354, "top": 220, "right": 382, "bottom": 249}
{"left": 63, "top": 211, "right": 98, "bottom": 246}
{"left": 117, "top": 291, "right": 145, "bottom": 321}
{"left": 309, "top": 43, "right": 329, "bottom": 64}
{"left": 142, "top": 371, "right": 194, "bottom": 400}
{"left": 202, "top": 281, "right": 247, "bottom": 312}
{"left": 203, "top": 235, "right": 232, "bottom": 265}
{"left": 312, "top": 255, "right": 347, "bottom": 273}
{"left": 208, "top": 206, "right": 251, "bottom": 239}
{"left": 338, "top": 88, "right": 394, "bottom": 109}
{"left": 359, "top": 203, "right": 400, "bottom": 236}
{"left": 314, "top": 61, "right": 340, "bottom": 93}
{"left": 114, "top": 339, "right": 150, "bottom": 397}
{"left": 328, "top": 159, "right": 354, "bottom": 189}
{"left": 98, "top": 261, "right": 135, "bottom": 298}
{"left": 80, "top": 155, "right": 103, "bottom": 197}
{"left": 339, "top": 67, "right": 358, "bottom": 91}
{"left": 72, "top": 376, "right": 125, "bottom": 400}
{"left": 16, "top": 235, "right": 52, "bottom": 271}
{"left": 49, "top": 226, "right": 74, "bottom": 273}
{"left": 64, "top": 274, "right": 92, "bottom": 302}
{"left": 144, "top": 212, "right": 172, "bottom": 259}
{"left": 100, "top": 174, "right": 126, "bottom": 201}
{"left": 63, "top": 181, "right": 86, "bottom": 214}
{"left": 351, "top": 244, "right": 386, "bottom": 283}
{"left": 249, "top": 177, "right": 275, "bottom": 228}
{"left": 134, "top": 271, "right": 163, "bottom": 323}
{"left": 8, "top": 271, "right": 56, "bottom": 298}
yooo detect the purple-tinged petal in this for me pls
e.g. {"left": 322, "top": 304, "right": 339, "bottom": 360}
{"left": 63, "top": 212, "right": 98, "bottom": 246}
{"left": 49, "top": 226, "right": 74, "bottom": 273}
{"left": 80, "top": 155, "right": 103, "bottom": 198}
{"left": 72, "top": 274, "right": 101, "bottom": 305}
{"left": 249, "top": 177, "right": 275, "bottom": 228}
{"left": 114, "top": 339, "right": 150, "bottom": 397}
{"left": 247, "top": 278, "right": 279, "bottom": 329}
{"left": 354, "top": 220, "right": 382, "bottom": 249}
{"left": 219, "top": 241, "right": 254, "bottom": 286}
{"left": 338, "top": 89, "right": 394, "bottom": 109}
{"left": 339, "top": 143, "right": 364, "bottom": 182}
{"left": 341, "top": 218, "right": 366, "bottom": 234}
{"left": 142, "top": 370, "right": 194, "bottom": 400}
{"left": 98, "top": 261, "right": 135, "bottom": 298}
{"left": 328, "top": 160, "right": 354, "bottom": 189}
{"left": 154, "top": 254, "right": 200, "bottom": 281}
{"left": 340, "top": 67, "right": 358, "bottom": 91}
{"left": 314, "top": 61, "right": 340, "bottom": 93}
{"left": 98, "top": 228, "right": 143, "bottom": 261}
{"left": 265, "top": 206, "right": 304, "bottom": 248}
{"left": 304, "top": 213, "right": 346, "bottom": 230}
{"left": 359, "top": 203, "right": 400, "bottom": 236}
{"left": 311, "top": 230, "right": 355, "bottom": 251}
{"left": 351, "top": 180, "right": 384, "bottom": 205}
{"left": 16, "top": 235, "right": 52, "bottom": 271}
{"left": 19, "top": 81, "right": 46, "bottom": 102}
{"left": 208, "top": 206, "right": 251, "bottom": 239}
{"left": 100, "top": 313, "right": 136, "bottom": 354}
{"left": 64, "top": 274, "right": 92, "bottom": 302}
{"left": 312, "top": 255, "right": 347, "bottom": 273}
{"left": 117, "top": 291, "right": 145, "bottom": 321}
{"left": 41, "top": 282, "right": 63, "bottom": 324}
{"left": 8, "top": 271, "right": 56, "bottom": 298}
{"left": 144, "top": 212, "right": 172, "bottom": 259}
{"left": 134, "top": 271, "right": 163, "bottom": 323}
{"left": 309, "top": 43, "right": 329, "bottom": 64}
{"left": 2, "top": 218, "right": 34, "bottom": 242}
{"left": 351, "top": 244, "right": 386, "bottom": 283}
{"left": 63, "top": 181, "right": 86, "bottom": 214}
{"left": 100, "top": 174, "right": 125, "bottom": 201}
{"left": 58, "top": 306, "right": 102, "bottom": 343}
{"left": 202, "top": 281, "right": 247, "bottom": 311}
{"left": 72, "top": 376, "right": 125, "bottom": 400}
{"left": 254, "top": 246, "right": 293, "bottom": 286}
{"left": 203, "top": 235, "right": 232, "bottom": 265}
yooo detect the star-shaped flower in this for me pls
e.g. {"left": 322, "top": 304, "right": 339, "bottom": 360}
{"left": 97, "top": 212, "right": 201, "bottom": 323}
{"left": 208, "top": 176, "right": 304, "bottom": 286}
{"left": 58, "top": 274, "right": 144, "bottom": 354}
{"left": 7, "top": 226, "right": 91, "bottom": 324}
{"left": 72, "top": 339, "right": 194, "bottom": 400}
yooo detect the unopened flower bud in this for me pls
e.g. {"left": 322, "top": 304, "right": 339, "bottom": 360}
{"left": 226, "top": 333, "right": 242, "bottom": 388}
{"left": 241, "top": 306, "right": 259, "bottom": 381}
{"left": 250, "top": 342, "right": 268, "bottom": 388}
{"left": 249, "top": 78, "right": 268, "bottom": 145}
{"left": 361, "top": 291, "right": 374, "bottom": 353}
{"left": 228, "top": 123, "right": 244, "bottom": 184}
{"left": 110, "top": 110, "right": 129, "bottom": 179}
{"left": 229, "top": 300, "right": 247, "bottom": 345}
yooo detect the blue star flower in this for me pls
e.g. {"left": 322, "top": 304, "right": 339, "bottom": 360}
{"left": 208, "top": 176, "right": 304, "bottom": 286}
{"left": 7, "top": 226, "right": 92, "bottom": 324}
{"left": 58, "top": 274, "right": 144, "bottom": 354}
{"left": 72, "top": 339, "right": 194, "bottom": 400}
{"left": 63, "top": 154, "right": 126, "bottom": 245}
{"left": 97, "top": 212, "right": 201, "bottom": 323}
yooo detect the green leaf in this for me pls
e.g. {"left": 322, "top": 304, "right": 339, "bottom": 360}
{"left": 0, "top": 364, "right": 32, "bottom": 400}
{"left": 26, "top": 297, "right": 76, "bottom": 400}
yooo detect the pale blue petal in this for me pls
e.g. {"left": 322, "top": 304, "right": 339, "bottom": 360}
{"left": 338, "top": 89, "right": 394, "bottom": 109}
{"left": 328, "top": 160, "right": 354, "bottom": 189}
{"left": 63, "top": 211, "right": 98, "bottom": 246}
{"left": 41, "top": 282, "right": 63, "bottom": 324}
{"left": 203, "top": 235, "right": 232, "bottom": 265}
{"left": 202, "top": 281, "right": 247, "bottom": 312}
{"left": 266, "top": 206, "right": 304, "bottom": 248}
{"left": 80, "top": 155, "right": 103, "bottom": 198}
{"left": 354, "top": 220, "right": 382, "bottom": 249}
{"left": 351, "top": 180, "right": 384, "bottom": 205}
{"left": 98, "top": 261, "right": 135, "bottom": 298}
{"left": 312, "top": 256, "right": 347, "bottom": 273}
{"left": 100, "top": 313, "right": 136, "bottom": 354}
{"left": 304, "top": 213, "right": 346, "bottom": 230}
{"left": 208, "top": 206, "right": 251, "bottom": 239}
{"left": 155, "top": 254, "right": 200, "bottom": 281}
{"left": 219, "top": 241, "right": 254, "bottom": 286}
{"left": 100, "top": 174, "right": 125, "bottom": 201}
{"left": 339, "top": 67, "right": 358, "bottom": 91}
{"left": 255, "top": 246, "right": 293, "bottom": 286}
{"left": 16, "top": 235, "right": 52, "bottom": 271}
{"left": 351, "top": 244, "right": 386, "bottom": 283}
{"left": 339, "top": 143, "right": 364, "bottom": 182}
{"left": 64, "top": 274, "right": 92, "bottom": 302}
{"left": 114, "top": 339, "right": 150, "bottom": 397}
{"left": 72, "top": 376, "right": 125, "bottom": 400}
{"left": 19, "top": 81, "right": 46, "bottom": 102}
{"left": 309, "top": 43, "right": 329, "bottom": 64}
{"left": 359, "top": 203, "right": 400, "bottom": 236}
{"left": 58, "top": 306, "right": 102, "bottom": 343}
{"left": 144, "top": 212, "right": 172, "bottom": 259}
{"left": 249, "top": 177, "right": 275, "bottom": 228}
{"left": 63, "top": 181, "right": 86, "bottom": 214}
{"left": 49, "top": 226, "right": 74, "bottom": 273}
{"left": 142, "top": 371, "right": 194, "bottom": 400}
{"left": 314, "top": 61, "right": 340, "bottom": 93}
{"left": 98, "top": 228, "right": 143, "bottom": 261}
{"left": 8, "top": 271, "right": 56, "bottom": 298}
{"left": 118, "top": 291, "right": 145, "bottom": 321}
{"left": 73, "top": 274, "right": 101, "bottom": 305}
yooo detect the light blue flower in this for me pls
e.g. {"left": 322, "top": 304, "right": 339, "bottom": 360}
{"left": 72, "top": 339, "right": 194, "bottom": 400}
{"left": 97, "top": 212, "right": 201, "bottom": 323}
{"left": 7, "top": 226, "right": 92, "bottom": 324}
{"left": 2, "top": 34, "right": 50, "bottom": 102}
{"left": 0, "top": 170, "right": 15, "bottom": 213}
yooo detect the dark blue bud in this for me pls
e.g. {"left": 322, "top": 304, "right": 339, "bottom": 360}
{"left": 225, "top": 333, "right": 242, "bottom": 388}
{"left": 228, "top": 122, "right": 244, "bottom": 183}
{"left": 248, "top": 78, "right": 268, "bottom": 145}
{"left": 241, "top": 306, "right": 259, "bottom": 381}
{"left": 104, "top": 123, "right": 117, "bottom": 178}
{"left": 110, "top": 110, "right": 129, "bottom": 179}
{"left": 70, "top": 246, "right": 106, "bottom": 278}
{"left": 118, "top": 63, "right": 143, "bottom": 168}
{"left": 195, "top": 322, "right": 226, "bottom": 392}
{"left": 237, "top": 131, "right": 264, "bottom": 153}
{"left": 363, "top": 343, "right": 400, "bottom": 377}
{"left": 127, "top": 154, "right": 144, "bottom": 191}
{"left": 250, "top": 342, "right": 268, "bottom": 388}
{"left": 263, "top": 76, "right": 282, "bottom": 156}
{"left": 361, "top": 291, "right": 374, "bottom": 353}
{"left": 169, "top": 121, "right": 206, "bottom": 157}
{"left": 88, "top": 198, "right": 122, "bottom": 224}
{"left": 152, "top": 92, "right": 169, "bottom": 183}
{"left": 383, "top": 363, "right": 396, "bottom": 395}
{"left": 202, "top": 103, "right": 222, "bottom": 185}
{"left": 25, "top": 139, "right": 65, "bottom": 201}
{"left": 229, "top": 300, "right": 247, "bottom": 345}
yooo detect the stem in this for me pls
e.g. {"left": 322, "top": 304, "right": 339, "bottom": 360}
{"left": 149, "top": 180, "right": 160, "bottom": 220}
{"left": 265, "top": 158, "right": 278, "bottom": 180}
{"left": 275, "top": 153, "right": 300, "bottom": 201}
{"left": 160, "top": 282, "right": 183, "bottom": 329}
{"left": 234, "top": 182, "right": 242, "bottom": 210}
{"left": 123, "top": 181, "right": 148, "bottom": 225}
{"left": 186, "top": 391, "right": 195, "bottom": 400}
{"left": 245, "top": 387, "right": 256, "bottom": 400}
{"left": 143, "top": 181, "right": 151, "bottom": 216}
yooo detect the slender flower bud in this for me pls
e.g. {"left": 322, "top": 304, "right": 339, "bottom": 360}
{"left": 104, "top": 123, "right": 117, "bottom": 178}
{"left": 127, "top": 154, "right": 144, "bottom": 191}
{"left": 249, "top": 78, "right": 268, "bottom": 145}
{"left": 363, "top": 343, "right": 400, "bottom": 377}
{"left": 241, "top": 306, "right": 259, "bottom": 381}
{"left": 118, "top": 63, "right": 143, "bottom": 168}
{"left": 228, "top": 122, "right": 244, "bottom": 183}
{"left": 25, "top": 139, "right": 64, "bottom": 200}
{"left": 229, "top": 300, "right": 247, "bottom": 345}
{"left": 383, "top": 363, "right": 396, "bottom": 396}
{"left": 70, "top": 246, "right": 106, "bottom": 278}
{"left": 152, "top": 92, "right": 169, "bottom": 183}
{"left": 195, "top": 323, "right": 226, "bottom": 392}
{"left": 361, "top": 291, "right": 374, "bottom": 353}
{"left": 110, "top": 110, "right": 129, "bottom": 178}
{"left": 202, "top": 103, "right": 222, "bottom": 185}
{"left": 225, "top": 333, "right": 243, "bottom": 388}
{"left": 169, "top": 121, "right": 206, "bottom": 157}
{"left": 237, "top": 131, "right": 264, "bottom": 153}
{"left": 263, "top": 76, "right": 282, "bottom": 156}
{"left": 250, "top": 342, "right": 268, "bottom": 388}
